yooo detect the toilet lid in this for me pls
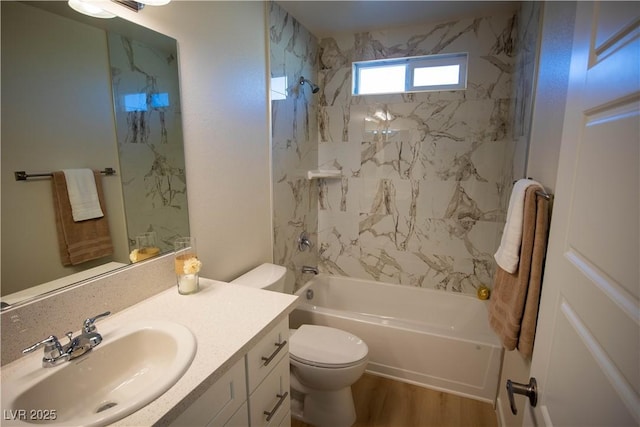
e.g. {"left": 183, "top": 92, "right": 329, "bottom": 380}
{"left": 289, "top": 325, "right": 368, "bottom": 367}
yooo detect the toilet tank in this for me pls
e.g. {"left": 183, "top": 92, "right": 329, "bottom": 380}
{"left": 230, "top": 263, "right": 287, "bottom": 292}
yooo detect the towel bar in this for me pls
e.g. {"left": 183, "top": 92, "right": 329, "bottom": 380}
{"left": 14, "top": 168, "right": 116, "bottom": 181}
{"left": 535, "top": 190, "right": 552, "bottom": 201}
{"left": 512, "top": 178, "right": 553, "bottom": 201}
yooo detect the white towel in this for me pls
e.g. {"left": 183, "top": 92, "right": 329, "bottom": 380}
{"left": 63, "top": 169, "right": 104, "bottom": 222}
{"left": 494, "top": 178, "right": 543, "bottom": 273}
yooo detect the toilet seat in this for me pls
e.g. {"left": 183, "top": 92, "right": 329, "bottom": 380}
{"left": 290, "top": 325, "right": 368, "bottom": 369}
{"left": 290, "top": 353, "right": 365, "bottom": 369}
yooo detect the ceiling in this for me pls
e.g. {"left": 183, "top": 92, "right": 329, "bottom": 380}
{"left": 276, "top": 1, "right": 520, "bottom": 38}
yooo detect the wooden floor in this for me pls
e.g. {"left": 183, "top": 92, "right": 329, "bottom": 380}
{"left": 291, "top": 373, "right": 498, "bottom": 427}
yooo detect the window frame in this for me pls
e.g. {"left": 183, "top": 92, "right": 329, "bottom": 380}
{"left": 352, "top": 52, "right": 468, "bottom": 95}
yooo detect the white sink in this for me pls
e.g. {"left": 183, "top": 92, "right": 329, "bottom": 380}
{"left": 1, "top": 320, "right": 196, "bottom": 426}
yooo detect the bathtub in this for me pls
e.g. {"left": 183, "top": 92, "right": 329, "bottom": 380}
{"left": 289, "top": 275, "right": 503, "bottom": 404}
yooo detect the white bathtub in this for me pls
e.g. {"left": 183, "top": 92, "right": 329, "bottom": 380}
{"left": 289, "top": 275, "right": 503, "bottom": 404}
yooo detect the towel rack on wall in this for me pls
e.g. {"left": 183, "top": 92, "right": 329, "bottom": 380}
{"left": 513, "top": 178, "right": 553, "bottom": 201}
{"left": 534, "top": 189, "right": 552, "bottom": 201}
{"left": 14, "top": 168, "right": 117, "bottom": 181}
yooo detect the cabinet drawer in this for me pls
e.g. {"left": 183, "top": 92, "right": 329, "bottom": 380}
{"left": 170, "top": 358, "right": 246, "bottom": 427}
{"left": 277, "top": 412, "right": 291, "bottom": 427}
{"left": 247, "top": 317, "right": 289, "bottom": 391}
{"left": 223, "top": 401, "right": 248, "bottom": 427}
{"left": 249, "top": 355, "right": 290, "bottom": 427}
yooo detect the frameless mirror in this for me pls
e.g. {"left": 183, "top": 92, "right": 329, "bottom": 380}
{"left": 1, "top": 1, "right": 189, "bottom": 309}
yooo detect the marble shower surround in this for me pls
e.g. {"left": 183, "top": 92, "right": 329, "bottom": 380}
{"left": 270, "top": 2, "right": 319, "bottom": 290}
{"left": 315, "top": 11, "right": 521, "bottom": 294}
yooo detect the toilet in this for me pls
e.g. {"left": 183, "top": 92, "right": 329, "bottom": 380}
{"left": 231, "top": 263, "right": 369, "bottom": 427}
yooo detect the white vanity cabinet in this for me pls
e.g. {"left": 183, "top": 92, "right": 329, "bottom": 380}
{"left": 169, "top": 317, "right": 291, "bottom": 427}
{"left": 168, "top": 357, "right": 247, "bottom": 427}
{"left": 246, "top": 318, "right": 291, "bottom": 427}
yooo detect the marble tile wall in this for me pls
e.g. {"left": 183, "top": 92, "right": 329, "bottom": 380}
{"left": 108, "top": 33, "right": 189, "bottom": 253}
{"left": 270, "top": 3, "right": 539, "bottom": 295}
{"left": 316, "top": 9, "right": 528, "bottom": 295}
{"left": 269, "top": 2, "right": 319, "bottom": 289}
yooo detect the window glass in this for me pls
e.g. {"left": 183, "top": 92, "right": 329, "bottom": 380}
{"left": 413, "top": 65, "right": 460, "bottom": 86}
{"left": 358, "top": 64, "right": 406, "bottom": 95}
{"left": 353, "top": 53, "right": 467, "bottom": 95}
{"left": 271, "top": 76, "right": 287, "bottom": 100}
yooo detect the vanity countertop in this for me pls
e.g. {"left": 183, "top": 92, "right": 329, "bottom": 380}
{"left": 0, "top": 278, "right": 299, "bottom": 426}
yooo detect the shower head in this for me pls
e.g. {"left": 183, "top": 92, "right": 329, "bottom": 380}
{"left": 299, "top": 76, "right": 320, "bottom": 94}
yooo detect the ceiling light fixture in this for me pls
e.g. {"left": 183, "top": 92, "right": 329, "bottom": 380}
{"left": 112, "top": 0, "right": 145, "bottom": 12}
{"left": 68, "top": 0, "right": 116, "bottom": 19}
{"left": 68, "top": 0, "right": 171, "bottom": 19}
{"left": 138, "top": 0, "right": 171, "bottom": 5}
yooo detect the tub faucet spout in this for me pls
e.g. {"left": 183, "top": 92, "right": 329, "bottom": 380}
{"left": 302, "top": 266, "right": 318, "bottom": 275}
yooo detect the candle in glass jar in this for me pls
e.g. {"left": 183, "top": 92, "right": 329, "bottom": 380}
{"left": 178, "top": 274, "right": 198, "bottom": 294}
{"left": 174, "top": 237, "right": 200, "bottom": 295}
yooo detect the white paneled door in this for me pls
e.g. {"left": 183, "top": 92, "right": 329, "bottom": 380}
{"left": 524, "top": 2, "right": 640, "bottom": 426}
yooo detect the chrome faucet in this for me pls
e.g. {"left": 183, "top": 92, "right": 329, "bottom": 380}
{"left": 22, "top": 311, "right": 110, "bottom": 367}
{"left": 301, "top": 265, "right": 319, "bottom": 275}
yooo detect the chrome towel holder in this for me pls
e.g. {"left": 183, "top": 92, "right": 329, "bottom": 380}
{"left": 14, "top": 168, "right": 116, "bottom": 181}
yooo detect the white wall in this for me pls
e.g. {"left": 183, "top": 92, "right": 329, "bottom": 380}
{"left": 99, "top": 1, "right": 273, "bottom": 281}
{"left": 525, "top": 2, "right": 576, "bottom": 190}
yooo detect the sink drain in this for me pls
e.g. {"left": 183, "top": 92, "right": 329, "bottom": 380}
{"left": 96, "top": 402, "right": 118, "bottom": 413}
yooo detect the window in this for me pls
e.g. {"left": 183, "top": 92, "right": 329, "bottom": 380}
{"left": 352, "top": 52, "right": 468, "bottom": 95}
{"left": 124, "top": 93, "right": 147, "bottom": 112}
{"left": 124, "top": 92, "right": 170, "bottom": 111}
{"left": 271, "top": 76, "right": 288, "bottom": 100}
{"left": 150, "top": 93, "right": 170, "bottom": 108}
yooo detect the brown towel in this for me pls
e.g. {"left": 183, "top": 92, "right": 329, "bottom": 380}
{"left": 52, "top": 171, "right": 114, "bottom": 266}
{"left": 488, "top": 186, "right": 549, "bottom": 358}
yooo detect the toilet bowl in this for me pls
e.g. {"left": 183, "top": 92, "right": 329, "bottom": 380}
{"left": 289, "top": 324, "right": 368, "bottom": 427}
{"left": 231, "top": 264, "right": 369, "bottom": 427}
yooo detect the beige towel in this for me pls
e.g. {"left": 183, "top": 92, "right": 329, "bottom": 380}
{"left": 488, "top": 186, "right": 550, "bottom": 358}
{"left": 52, "top": 171, "right": 114, "bottom": 266}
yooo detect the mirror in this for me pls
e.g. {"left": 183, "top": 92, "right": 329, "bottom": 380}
{"left": 1, "top": 1, "right": 189, "bottom": 308}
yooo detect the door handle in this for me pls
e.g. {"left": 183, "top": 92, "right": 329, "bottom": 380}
{"left": 506, "top": 377, "right": 538, "bottom": 415}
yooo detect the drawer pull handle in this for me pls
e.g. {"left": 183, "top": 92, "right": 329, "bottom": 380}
{"left": 263, "top": 392, "right": 288, "bottom": 422}
{"left": 261, "top": 340, "right": 287, "bottom": 366}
